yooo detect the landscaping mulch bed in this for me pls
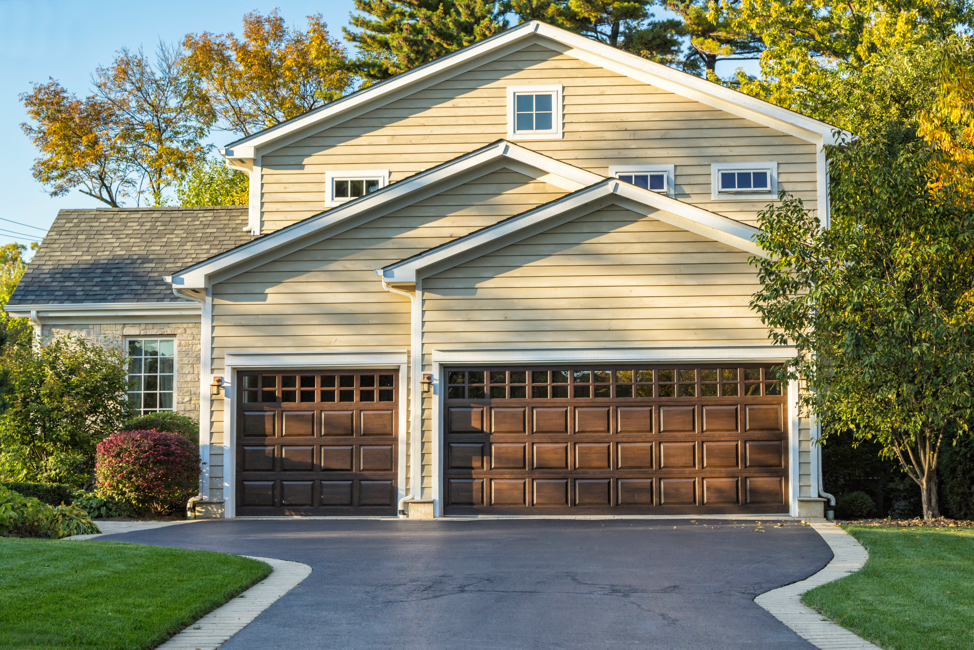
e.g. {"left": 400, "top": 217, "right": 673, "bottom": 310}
{"left": 839, "top": 516, "right": 974, "bottom": 528}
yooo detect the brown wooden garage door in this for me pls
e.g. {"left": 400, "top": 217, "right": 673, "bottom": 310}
{"left": 236, "top": 370, "right": 398, "bottom": 516}
{"left": 443, "top": 364, "right": 788, "bottom": 515}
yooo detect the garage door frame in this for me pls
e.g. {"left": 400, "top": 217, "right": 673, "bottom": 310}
{"left": 430, "top": 346, "right": 801, "bottom": 518}
{"left": 222, "top": 350, "right": 408, "bottom": 518}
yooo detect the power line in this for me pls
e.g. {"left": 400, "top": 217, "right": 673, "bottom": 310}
{"left": 0, "top": 227, "right": 42, "bottom": 240}
{"left": 0, "top": 217, "right": 47, "bottom": 233}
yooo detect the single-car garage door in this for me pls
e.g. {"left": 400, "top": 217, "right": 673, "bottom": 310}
{"left": 443, "top": 364, "right": 788, "bottom": 515}
{"left": 236, "top": 369, "right": 398, "bottom": 516}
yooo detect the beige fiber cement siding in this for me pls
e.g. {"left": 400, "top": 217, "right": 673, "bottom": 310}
{"left": 207, "top": 169, "right": 568, "bottom": 502}
{"left": 419, "top": 204, "right": 810, "bottom": 498}
{"left": 260, "top": 41, "right": 818, "bottom": 232}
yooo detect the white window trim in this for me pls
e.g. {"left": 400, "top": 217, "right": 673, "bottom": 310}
{"left": 506, "top": 85, "right": 563, "bottom": 140}
{"left": 428, "top": 345, "right": 800, "bottom": 518}
{"left": 711, "top": 162, "right": 778, "bottom": 201}
{"left": 221, "top": 350, "right": 409, "bottom": 519}
{"left": 609, "top": 164, "right": 675, "bottom": 198}
{"left": 125, "top": 336, "right": 177, "bottom": 415}
{"left": 324, "top": 170, "right": 390, "bottom": 207}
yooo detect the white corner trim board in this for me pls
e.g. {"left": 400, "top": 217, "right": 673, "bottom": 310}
{"left": 755, "top": 523, "right": 881, "bottom": 650}
{"left": 156, "top": 555, "right": 312, "bottom": 650}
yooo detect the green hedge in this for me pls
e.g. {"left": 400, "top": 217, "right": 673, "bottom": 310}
{"left": 1, "top": 482, "right": 74, "bottom": 507}
{"left": 120, "top": 412, "right": 199, "bottom": 449}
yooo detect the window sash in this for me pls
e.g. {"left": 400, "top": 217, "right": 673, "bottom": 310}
{"left": 332, "top": 177, "right": 382, "bottom": 201}
{"left": 513, "top": 92, "right": 556, "bottom": 133}
{"left": 617, "top": 172, "right": 667, "bottom": 193}
{"left": 718, "top": 170, "right": 771, "bottom": 193}
{"left": 126, "top": 338, "right": 176, "bottom": 414}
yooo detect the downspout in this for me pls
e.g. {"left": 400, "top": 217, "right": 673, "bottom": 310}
{"left": 29, "top": 309, "right": 42, "bottom": 349}
{"left": 816, "top": 421, "right": 836, "bottom": 515}
{"left": 381, "top": 278, "right": 420, "bottom": 518}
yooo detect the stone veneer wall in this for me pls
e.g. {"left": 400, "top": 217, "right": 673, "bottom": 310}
{"left": 40, "top": 322, "right": 201, "bottom": 419}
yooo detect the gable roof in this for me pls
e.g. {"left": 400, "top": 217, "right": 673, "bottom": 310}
{"left": 379, "top": 179, "right": 763, "bottom": 285}
{"left": 7, "top": 207, "right": 251, "bottom": 307}
{"left": 170, "top": 141, "right": 604, "bottom": 290}
{"left": 221, "top": 21, "right": 843, "bottom": 163}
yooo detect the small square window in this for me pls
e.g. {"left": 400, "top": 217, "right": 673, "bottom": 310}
{"left": 508, "top": 86, "right": 562, "bottom": 139}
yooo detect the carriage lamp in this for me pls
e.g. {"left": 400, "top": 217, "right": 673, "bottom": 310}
{"left": 420, "top": 373, "right": 433, "bottom": 393}
{"left": 210, "top": 376, "right": 224, "bottom": 397}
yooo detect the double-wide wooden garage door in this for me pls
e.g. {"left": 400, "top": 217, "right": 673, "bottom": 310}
{"left": 236, "top": 370, "right": 398, "bottom": 516}
{"left": 444, "top": 364, "right": 789, "bottom": 515}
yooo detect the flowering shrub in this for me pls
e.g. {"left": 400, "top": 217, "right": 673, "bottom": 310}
{"left": 96, "top": 430, "right": 200, "bottom": 515}
{"left": 0, "top": 486, "right": 99, "bottom": 538}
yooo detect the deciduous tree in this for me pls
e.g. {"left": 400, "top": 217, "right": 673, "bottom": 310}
{"left": 93, "top": 43, "right": 212, "bottom": 206}
{"left": 749, "top": 131, "right": 974, "bottom": 520}
{"left": 183, "top": 10, "right": 355, "bottom": 136}
{"left": 0, "top": 243, "right": 35, "bottom": 351}
{"left": 175, "top": 156, "right": 249, "bottom": 206}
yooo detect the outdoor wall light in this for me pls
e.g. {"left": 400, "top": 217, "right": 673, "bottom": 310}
{"left": 210, "top": 376, "right": 224, "bottom": 397}
{"left": 421, "top": 373, "right": 433, "bottom": 393}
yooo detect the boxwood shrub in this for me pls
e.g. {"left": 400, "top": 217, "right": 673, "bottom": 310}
{"left": 1, "top": 482, "right": 74, "bottom": 507}
{"left": 120, "top": 412, "right": 199, "bottom": 449}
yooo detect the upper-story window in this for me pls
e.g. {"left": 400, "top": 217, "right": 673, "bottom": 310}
{"left": 507, "top": 85, "right": 563, "bottom": 140}
{"left": 609, "top": 165, "right": 675, "bottom": 197}
{"left": 127, "top": 338, "right": 175, "bottom": 414}
{"left": 325, "top": 170, "right": 389, "bottom": 207}
{"left": 711, "top": 162, "right": 777, "bottom": 200}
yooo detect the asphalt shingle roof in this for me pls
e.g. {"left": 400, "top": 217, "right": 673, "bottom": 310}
{"left": 8, "top": 206, "right": 252, "bottom": 305}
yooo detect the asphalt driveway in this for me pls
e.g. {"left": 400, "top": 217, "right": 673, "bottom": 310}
{"left": 101, "top": 518, "right": 831, "bottom": 649}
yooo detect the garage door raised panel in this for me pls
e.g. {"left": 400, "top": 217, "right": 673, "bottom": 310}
{"left": 443, "top": 364, "right": 788, "bottom": 515}
{"left": 236, "top": 370, "right": 399, "bottom": 516}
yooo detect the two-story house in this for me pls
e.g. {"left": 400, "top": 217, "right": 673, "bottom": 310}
{"left": 7, "top": 21, "right": 839, "bottom": 519}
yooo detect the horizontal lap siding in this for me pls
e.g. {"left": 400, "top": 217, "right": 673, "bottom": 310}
{"left": 260, "top": 41, "right": 818, "bottom": 233}
{"left": 209, "top": 169, "right": 567, "bottom": 500}
{"left": 419, "top": 204, "right": 773, "bottom": 497}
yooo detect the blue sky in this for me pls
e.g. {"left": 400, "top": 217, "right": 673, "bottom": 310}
{"left": 0, "top": 1, "right": 751, "bottom": 256}
{"left": 0, "top": 0, "right": 355, "bottom": 253}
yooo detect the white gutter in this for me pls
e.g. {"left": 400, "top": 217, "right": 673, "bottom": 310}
{"left": 5, "top": 301, "right": 201, "bottom": 319}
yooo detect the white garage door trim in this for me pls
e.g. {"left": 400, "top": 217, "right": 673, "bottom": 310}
{"left": 430, "top": 346, "right": 801, "bottom": 518}
{"left": 222, "top": 350, "right": 408, "bottom": 519}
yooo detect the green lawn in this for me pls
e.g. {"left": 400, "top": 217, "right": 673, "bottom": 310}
{"left": 802, "top": 526, "right": 974, "bottom": 650}
{"left": 0, "top": 538, "right": 271, "bottom": 650}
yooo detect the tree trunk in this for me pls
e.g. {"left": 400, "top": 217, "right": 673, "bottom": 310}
{"left": 921, "top": 468, "right": 940, "bottom": 519}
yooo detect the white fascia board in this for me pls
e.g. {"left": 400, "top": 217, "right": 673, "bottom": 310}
{"left": 432, "top": 345, "right": 798, "bottom": 365}
{"left": 4, "top": 302, "right": 201, "bottom": 319}
{"left": 171, "top": 141, "right": 603, "bottom": 289}
{"left": 380, "top": 180, "right": 763, "bottom": 283}
{"left": 219, "top": 21, "right": 845, "bottom": 158}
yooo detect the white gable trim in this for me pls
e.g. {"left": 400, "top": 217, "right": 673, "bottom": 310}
{"left": 170, "top": 141, "right": 603, "bottom": 289}
{"left": 221, "top": 21, "right": 842, "bottom": 160}
{"left": 379, "top": 179, "right": 763, "bottom": 284}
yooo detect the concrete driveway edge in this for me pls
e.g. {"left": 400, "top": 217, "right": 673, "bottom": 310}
{"left": 755, "top": 523, "right": 881, "bottom": 650}
{"left": 156, "top": 556, "right": 312, "bottom": 650}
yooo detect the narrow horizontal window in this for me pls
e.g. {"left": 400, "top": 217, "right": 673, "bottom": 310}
{"left": 618, "top": 172, "right": 666, "bottom": 193}
{"left": 718, "top": 170, "right": 770, "bottom": 193}
{"left": 711, "top": 162, "right": 777, "bottom": 199}
{"left": 325, "top": 170, "right": 389, "bottom": 206}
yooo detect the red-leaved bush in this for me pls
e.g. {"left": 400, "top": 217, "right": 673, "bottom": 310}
{"left": 95, "top": 430, "right": 199, "bottom": 515}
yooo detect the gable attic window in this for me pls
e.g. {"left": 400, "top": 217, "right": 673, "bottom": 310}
{"left": 507, "top": 85, "right": 563, "bottom": 140}
{"left": 711, "top": 162, "right": 778, "bottom": 200}
{"left": 325, "top": 170, "right": 389, "bottom": 207}
{"left": 126, "top": 338, "right": 175, "bottom": 414}
{"left": 609, "top": 165, "right": 675, "bottom": 197}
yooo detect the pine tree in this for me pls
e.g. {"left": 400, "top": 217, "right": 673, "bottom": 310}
{"left": 345, "top": 0, "right": 509, "bottom": 84}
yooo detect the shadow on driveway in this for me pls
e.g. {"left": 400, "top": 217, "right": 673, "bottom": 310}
{"left": 101, "top": 518, "right": 831, "bottom": 650}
